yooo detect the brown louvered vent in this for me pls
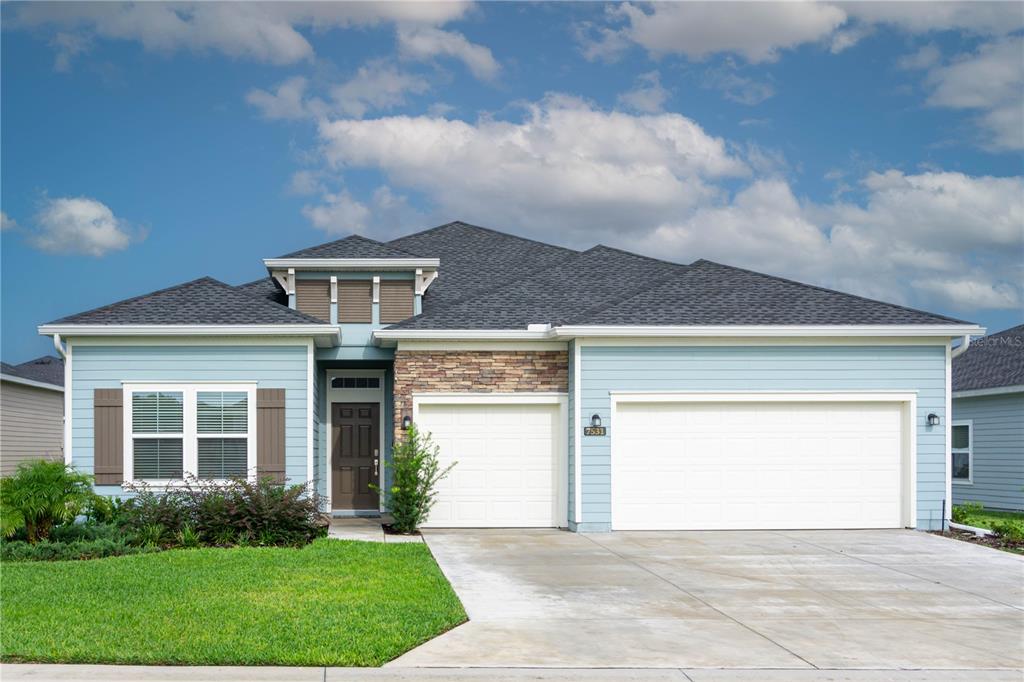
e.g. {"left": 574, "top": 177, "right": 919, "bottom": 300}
{"left": 295, "top": 279, "right": 331, "bottom": 322}
{"left": 379, "top": 280, "right": 414, "bottom": 323}
{"left": 338, "top": 281, "right": 372, "bottom": 323}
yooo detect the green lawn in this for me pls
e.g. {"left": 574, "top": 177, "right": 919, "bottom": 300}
{"left": 957, "top": 508, "right": 1024, "bottom": 530}
{"left": 1, "top": 538, "right": 466, "bottom": 666}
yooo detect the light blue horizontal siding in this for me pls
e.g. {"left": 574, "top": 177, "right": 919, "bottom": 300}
{"left": 952, "top": 392, "right": 1024, "bottom": 512}
{"left": 580, "top": 344, "right": 948, "bottom": 531}
{"left": 71, "top": 344, "right": 309, "bottom": 493}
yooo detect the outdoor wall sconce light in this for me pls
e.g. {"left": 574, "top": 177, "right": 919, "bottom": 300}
{"left": 402, "top": 415, "right": 412, "bottom": 430}
{"left": 590, "top": 414, "right": 602, "bottom": 428}
{"left": 927, "top": 413, "right": 940, "bottom": 426}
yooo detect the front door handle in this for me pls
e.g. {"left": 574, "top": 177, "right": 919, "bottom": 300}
{"left": 374, "top": 449, "right": 379, "bottom": 477}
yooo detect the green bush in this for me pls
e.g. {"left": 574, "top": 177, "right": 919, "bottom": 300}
{"left": 49, "top": 522, "right": 123, "bottom": 544}
{"left": 991, "top": 519, "right": 1024, "bottom": 542}
{"left": 121, "top": 477, "right": 327, "bottom": 548}
{"left": 951, "top": 502, "right": 985, "bottom": 524}
{"left": 82, "top": 493, "right": 127, "bottom": 525}
{"left": 0, "top": 537, "right": 160, "bottom": 562}
{"left": 0, "top": 461, "right": 94, "bottom": 542}
{"left": 374, "top": 425, "right": 454, "bottom": 534}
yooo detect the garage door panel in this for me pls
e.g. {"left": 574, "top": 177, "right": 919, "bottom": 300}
{"left": 417, "top": 402, "right": 561, "bottom": 528}
{"left": 612, "top": 400, "right": 904, "bottom": 530}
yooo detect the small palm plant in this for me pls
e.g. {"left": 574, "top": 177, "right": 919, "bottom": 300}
{"left": 373, "top": 424, "right": 454, "bottom": 534}
{"left": 0, "top": 460, "right": 94, "bottom": 543}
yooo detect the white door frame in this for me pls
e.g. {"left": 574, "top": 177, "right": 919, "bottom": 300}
{"left": 609, "top": 391, "right": 918, "bottom": 529}
{"left": 412, "top": 392, "right": 569, "bottom": 528}
{"left": 325, "top": 369, "right": 387, "bottom": 512}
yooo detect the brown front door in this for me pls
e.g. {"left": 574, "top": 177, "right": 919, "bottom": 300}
{"left": 332, "top": 403, "right": 380, "bottom": 510}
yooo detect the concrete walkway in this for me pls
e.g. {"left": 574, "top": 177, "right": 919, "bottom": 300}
{"left": 392, "top": 528, "right": 1024, "bottom": 670}
{"left": 326, "top": 517, "right": 422, "bottom": 543}
{"left": 3, "top": 664, "right": 1022, "bottom": 681}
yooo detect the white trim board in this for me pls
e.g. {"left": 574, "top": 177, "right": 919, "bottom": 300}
{"left": 66, "top": 337, "right": 318, "bottom": 347}
{"left": 953, "top": 385, "right": 1024, "bottom": 399}
{"left": 951, "top": 419, "right": 973, "bottom": 486}
{"left": 0, "top": 374, "right": 63, "bottom": 392}
{"left": 375, "top": 325, "right": 984, "bottom": 345}
{"left": 40, "top": 325, "right": 341, "bottom": 347}
{"left": 396, "top": 340, "right": 568, "bottom": 351}
{"left": 608, "top": 390, "right": 918, "bottom": 530}
{"left": 265, "top": 258, "right": 439, "bottom": 270}
{"left": 412, "top": 392, "right": 569, "bottom": 528}
{"left": 64, "top": 342, "right": 73, "bottom": 465}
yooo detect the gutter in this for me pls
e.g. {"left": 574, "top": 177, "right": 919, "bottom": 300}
{"left": 0, "top": 373, "right": 64, "bottom": 392}
{"left": 38, "top": 324, "right": 343, "bottom": 347}
{"left": 950, "top": 334, "right": 972, "bottom": 359}
{"left": 373, "top": 324, "right": 987, "bottom": 345}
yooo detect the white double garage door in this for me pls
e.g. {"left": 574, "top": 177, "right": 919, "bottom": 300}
{"left": 416, "top": 393, "right": 914, "bottom": 530}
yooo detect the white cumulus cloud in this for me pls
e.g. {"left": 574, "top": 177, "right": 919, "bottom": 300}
{"left": 396, "top": 26, "right": 500, "bottom": 81}
{"left": 30, "top": 196, "right": 141, "bottom": 256}
{"left": 10, "top": 1, "right": 474, "bottom": 68}
{"left": 616, "top": 71, "right": 669, "bottom": 113}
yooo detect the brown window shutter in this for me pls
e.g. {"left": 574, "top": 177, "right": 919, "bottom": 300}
{"left": 379, "top": 280, "right": 414, "bottom": 323}
{"left": 295, "top": 279, "right": 331, "bottom": 321}
{"left": 338, "top": 281, "right": 372, "bottom": 323}
{"left": 93, "top": 389, "right": 124, "bottom": 485}
{"left": 257, "top": 388, "right": 286, "bottom": 483}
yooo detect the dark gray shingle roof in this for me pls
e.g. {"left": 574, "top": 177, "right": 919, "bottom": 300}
{"left": 235, "top": 277, "right": 286, "bottom": 305}
{"left": 1, "top": 356, "right": 64, "bottom": 387}
{"left": 46, "top": 277, "right": 326, "bottom": 325}
{"left": 388, "top": 245, "right": 685, "bottom": 330}
{"left": 953, "top": 325, "right": 1024, "bottom": 392}
{"left": 388, "top": 221, "right": 579, "bottom": 312}
{"left": 277, "top": 234, "right": 422, "bottom": 259}
{"left": 579, "top": 260, "right": 971, "bottom": 326}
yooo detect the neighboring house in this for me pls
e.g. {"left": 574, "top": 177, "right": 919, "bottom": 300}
{"left": 951, "top": 325, "right": 1024, "bottom": 512}
{"left": 1, "top": 355, "right": 65, "bottom": 476}
{"left": 38, "top": 221, "right": 984, "bottom": 532}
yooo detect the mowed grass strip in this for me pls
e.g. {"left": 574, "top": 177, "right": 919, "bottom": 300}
{"left": 1, "top": 538, "right": 466, "bottom": 666}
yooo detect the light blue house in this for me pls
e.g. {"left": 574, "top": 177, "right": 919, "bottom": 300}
{"left": 951, "top": 325, "right": 1024, "bottom": 512}
{"left": 39, "top": 221, "right": 984, "bottom": 531}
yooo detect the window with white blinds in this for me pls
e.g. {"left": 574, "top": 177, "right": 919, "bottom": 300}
{"left": 131, "top": 392, "right": 184, "bottom": 479}
{"left": 197, "top": 391, "right": 249, "bottom": 479}
{"left": 124, "top": 384, "right": 256, "bottom": 484}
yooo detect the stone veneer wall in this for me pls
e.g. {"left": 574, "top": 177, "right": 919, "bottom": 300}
{"left": 392, "top": 350, "right": 569, "bottom": 440}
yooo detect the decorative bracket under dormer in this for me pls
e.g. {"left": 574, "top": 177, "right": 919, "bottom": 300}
{"left": 271, "top": 268, "right": 295, "bottom": 297}
{"left": 416, "top": 268, "right": 438, "bottom": 296}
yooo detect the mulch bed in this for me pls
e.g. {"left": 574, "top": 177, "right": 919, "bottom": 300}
{"left": 933, "top": 529, "right": 1024, "bottom": 555}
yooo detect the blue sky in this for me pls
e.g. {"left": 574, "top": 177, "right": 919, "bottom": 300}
{"left": 2, "top": 1, "right": 1022, "bottom": 362}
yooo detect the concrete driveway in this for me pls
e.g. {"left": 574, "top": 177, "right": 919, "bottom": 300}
{"left": 392, "top": 529, "right": 1024, "bottom": 671}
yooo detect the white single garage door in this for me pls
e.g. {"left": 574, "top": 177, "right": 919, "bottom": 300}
{"left": 612, "top": 399, "right": 906, "bottom": 530}
{"left": 417, "top": 401, "right": 563, "bottom": 527}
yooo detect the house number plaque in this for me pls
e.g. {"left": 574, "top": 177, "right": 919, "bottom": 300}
{"left": 583, "top": 426, "right": 606, "bottom": 436}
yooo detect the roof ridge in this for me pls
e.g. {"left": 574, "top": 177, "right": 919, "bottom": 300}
{"left": 278, "top": 233, "right": 424, "bottom": 259}
{"left": 46, "top": 276, "right": 222, "bottom": 325}
{"left": 388, "top": 220, "right": 579, "bottom": 256}
{"left": 586, "top": 243, "right": 689, "bottom": 269}
{"left": 691, "top": 259, "right": 974, "bottom": 326}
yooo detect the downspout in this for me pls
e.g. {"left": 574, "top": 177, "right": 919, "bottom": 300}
{"left": 52, "top": 333, "right": 67, "bottom": 359}
{"left": 950, "top": 334, "right": 971, "bottom": 359}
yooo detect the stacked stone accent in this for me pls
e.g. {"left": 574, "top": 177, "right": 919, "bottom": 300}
{"left": 392, "top": 350, "right": 569, "bottom": 440}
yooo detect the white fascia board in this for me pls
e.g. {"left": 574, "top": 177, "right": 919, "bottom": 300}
{"left": 373, "top": 324, "right": 986, "bottom": 345}
{"left": 264, "top": 258, "right": 439, "bottom": 270}
{"left": 953, "top": 384, "right": 1024, "bottom": 399}
{"left": 373, "top": 328, "right": 553, "bottom": 346}
{"left": 552, "top": 324, "right": 986, "bottom": 338}
{"left": 39, "top": 324, "right": 342, "bottom": 347}
{"left": 0, "top": 373, "right": 63, "bottom": 392}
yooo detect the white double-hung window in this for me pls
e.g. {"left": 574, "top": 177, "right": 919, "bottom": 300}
{"left": 124, "top": 383, "right": 257, "bottom": 484}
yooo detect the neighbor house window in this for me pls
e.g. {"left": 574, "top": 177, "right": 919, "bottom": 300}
{"left": 952, "top": 421, "right": 972, "bottom": 483}
{"left": 124, "top": 384, "right": 256, "bottom": 484}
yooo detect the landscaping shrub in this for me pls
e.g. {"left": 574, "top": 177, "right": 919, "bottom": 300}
{"left": 49, "top": 522, "right": 123, "bottom": 544}
{"left": 951, "top": 501, "right": 985, "bottom": 524}
{"left": 374, "top": 425, "right": 454, "bottom": 534}
{"left": 0, "top": 461, "right": 94, "bottom": 542}
{"left": 1, "top": 538, "right": 159, "bottom": 562}
{"left": 122, "top": 477, "right": 326, "bottom": 547}
{"left": 991, "top": 519, "right": 1024, "bottom": 542}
